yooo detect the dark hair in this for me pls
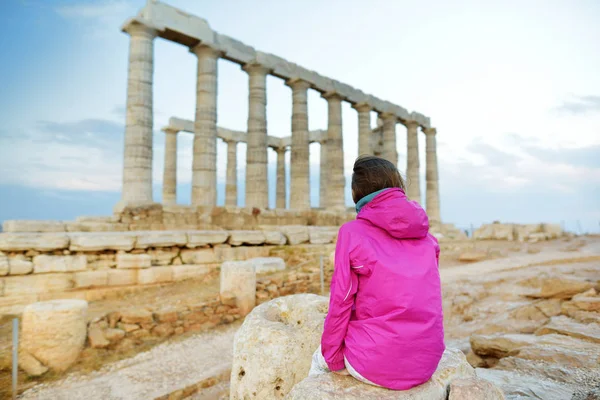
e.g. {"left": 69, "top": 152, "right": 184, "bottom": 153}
{"left": 351, "top": 155, "right": 405, "bottom": 203}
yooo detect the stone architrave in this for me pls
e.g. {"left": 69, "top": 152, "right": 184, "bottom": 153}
{"left": 424, "top": 127, "right": 441, "bottom": 226}
{"left": 405, "top": 120, "right": 421, "bottom": 203}
{"left": 380, "top": 112, "right": 398, "bottom": 166}
{"left": 353, "top": 102, "right": 371, "bottom": 156}
{"left": 323, "top": 92, "right": 345, "bottom": 210}
{"left": 225, "top": 139, "right": 238, "bottom": 207}
{"left": 276, "top": 147, "right": 287, "bottom": 209}
{"left": 191, "top": 44, "right": 220, "bottom": 207}
{"left": 244, "top": 63, "right": 271, "bottom": 209}
{"left": 162, "top": 128, "right": 178, "bottom": 205}
{"left": 116, "top": 20, "right": 158, "bottom": 211}
{"left": 287, "top": 78, "right": 311, "bottom": 210}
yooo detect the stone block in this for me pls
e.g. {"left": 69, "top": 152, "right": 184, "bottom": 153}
{"left": 74, "top": 270, "right": 108, "bottom": 288}
{"left": 229, "top": 230, "right": 266, "bottom": 246}
{"left": 147, "top": 248, "right": 178, "bottom": 266}
{"left": 103, "top": 328, "right": 125, "bottom": 342}
{"left": 33, "top": 255, "right": 87, "bottom": 273}
{"left": 249, "top": 257, "right": 286, "bottom": 274}
{"left": 134, "top": 231, "right": 188, "bottom": 249}
{"left": 0, "top": 255, "right": 7, "bottom": 276}
{"left": 186, "top": 230, "right": 230, "bottom": 248}
{"left": 137, "top": 266, "right": 173, "bottom": 285}
{"left": 263, "top": 231, "right": 286, "bottom": 245}
{"left": 66, "top": 222, "right": 129, "bottom": 232}
{"left": 121, "top": 308, "right": 154, "bottom": 324}
{"left": 2, "top": 220, "right": 66, "bottom": 233}
{"left": 8, "top": 259, "right": 34, "bottom": 275}
{"left": 180, "top": 248, "right": 217, "bottom": 264}
{"left": 0, "top": 233, "right": 70, "bottom": 252}
{"left": 107, "top": 269, "right": 138, "bottom": 286}
{"left": 308, "top": 227, "right": 338, "bottom": 244}
{"left": 172, "top": 265, "right": 212, "bottom": 281}
{"left": 220, "top": 261, "right": 256, "bottom": 315}
{"left": 3, "top": 273, "right": 74, "bottom": 296}
{"left": 88, "top": 326, "right": 110, "bottom": 349}
{"left": 69, "top": 232, "right": 136, "bottom": 251}
{"left": 281, "top": 226, "right": 310, "bottom": 245}
{"left": 116, "top": 253, "right": 151, "bottom": 269}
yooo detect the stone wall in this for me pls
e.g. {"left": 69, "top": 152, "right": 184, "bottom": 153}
{"left": 2, "top": 206, "right": 356, "bottom": 233}
{"left": 474, "top": 222, "right": 563, "bottom": 242}
{"left": 0, "top": 227, "right": 338, "bottom": 314}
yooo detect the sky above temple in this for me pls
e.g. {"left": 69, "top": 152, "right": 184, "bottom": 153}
{"left": 0, "top": 0, "right": 599, "bottom": 232}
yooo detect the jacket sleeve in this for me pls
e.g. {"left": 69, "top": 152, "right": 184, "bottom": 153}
{"left": 321, "top": 226, "right": 358, "bottom": 371}
{"left": 427, "top": 233, "right": 440, "bottom": 266}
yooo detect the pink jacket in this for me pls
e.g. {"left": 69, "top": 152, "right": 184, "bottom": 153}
{"left": 321, "top": 188, "right": 445, "bottom": 390}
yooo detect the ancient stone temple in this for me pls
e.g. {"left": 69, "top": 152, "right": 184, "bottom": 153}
{"left": 117, "top": 0, "right": 441, "bottom": 223}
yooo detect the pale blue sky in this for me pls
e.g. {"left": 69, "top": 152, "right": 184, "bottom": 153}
{"left": 0, "top": 0, "right": 599, "bottom": 232}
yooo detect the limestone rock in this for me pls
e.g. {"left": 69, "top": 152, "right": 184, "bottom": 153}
{"left": 281, "top": 226, "right": 310, "bottom": 245}
{"left": 458, "top": 252, "right": 487, "bottom": 262}
{"left": 473, "top": 224, "right": 515, "bottom": 241}
{"left": 470, "top": 334, "right": 540, "bottom": 358}
{"left": 511, "top": 342, "right": 600, "bottom": 368}
{"left": 476, "top": 368, "right": 574, "bottom": 400}
{"left": 88, "top": 326, "right": 110, "bottom": 348}
{"left": 220, "top": 261, "right": 256, "bottom": 316}
{"left": 180, "top": 248, "right": 217, "bottom": 264}
{"left": 69, "top": 232, "right": 136, "bottom": 251}
{"left": 250, "top": 257, "right": 286, "bottom": 274}
{"left": 19, "top": 350, "right": 49, "bottom": 377}
{"left": 8, "top": 258, "right": 34, "bottom": 275}
{"left": 308, "top": 227, "right": 338, "bottom": 244}
{"left": 3, "top": 273, "right": 74, "bottom": 296}
{"left": 147, "top": 248, "right": 178, "bottom": 266}
{"left": 33, "top": 255, "right": 87, "bottom": 273}
{"left": 229, "top": 230, "right": 266, "bottom": 246}
{"left": 172, "top": 265, "right": 211, "bottom": 281}
{"left": 535, "top": 316, "right": 600, "bottom": 343}
{"left": 21, "top": 300, "right": 88, "bottom": 372}
{"left": 231, "top": 294, "right": 329, "bottom": 400}
{"left": 0, "top": 254, "right": 7, "bottom": 276}
{"left": 530, "top": 277, "right": 594, "bottom": 299}
{"left": 103, "top": 328, "right": 125, "bottom": 342}
{"left": 134, "top": 231, "right": 187, "bottom": 249}
{"left": 107, "top": 269, "right": 138, "bottom": 286}
{"left": 3, "top": 220, "right": 66, "bottom": 233}
{"left": 186, "top": 230, "right": 230, "bottom": 248}
{"left": 0, "top": 233, "right": 69, "bottom": 251}
{"left": 263, "top": 230, "right": 287, "bottom": 245}
{"left": 137, "top": 266, "right": 173, "bottom": 285}
{"left": 120, "top": 308, "right": 153, "bottom": 324}
{"left": 535, "top": 299, "right": 562, "bottom": 317}
{"left": 116, "top": 253, "right": 151, "bottom": 269}
{"left": 287, "top": 348, "right": 475, "bottom": 400}
{"left": 448, "top": 377, "right": 505, "bottom": 400}
{"left": 74, "top": 270, "right": 108, "bottom": 288}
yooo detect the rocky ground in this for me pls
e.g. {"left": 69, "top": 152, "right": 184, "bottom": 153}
{"left": 8, "top": 236, "right": 600, "bottom": 399}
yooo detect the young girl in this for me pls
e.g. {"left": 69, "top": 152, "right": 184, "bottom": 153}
{"left": 310, "top": 155, "right": 445, "bottom": 390}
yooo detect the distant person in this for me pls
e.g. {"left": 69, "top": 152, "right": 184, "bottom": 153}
{"left": 309, "top": 155, "right": 445, "bottom": 390}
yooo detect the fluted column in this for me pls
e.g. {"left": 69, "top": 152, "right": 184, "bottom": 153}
{"left": 319, "top": 139, "right": 327, "bottom": 207}
{"left": 276, "top": 147, "right": 287, "bottom": 209}
{"left": 424, "top": 127, "right": 441, "bottom": 226}
{"left": 286, "top": 78, "right": 311, "bottom": 209}
{"left": 405, "top": 120, "right": 421, "bottom": 203}
{"left": 162, "top": 128, "right": 178, "bottom": 205}
{"left": 323, "top": 92, "right": 345, "bottom": 209}
{"left": 117, "top": 21, "right": 158, "bottom": 211}
{"left": 225, "top": 140, "right": 238, "bottom": 207}
{"left": 191, "top": 44, "right": 220, "bottom": 207}
{"left": 353, "top": 102, "right": 371, "bottom": 156}
{"left": 244, "top": 63, "right": 270, "bottom": 209}
{"left": 381, "top": 113, "right": 398, "bottom": 166}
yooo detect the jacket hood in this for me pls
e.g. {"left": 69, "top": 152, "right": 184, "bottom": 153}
{"left": 357, "top": 188, "right": 429, "bottom": 239}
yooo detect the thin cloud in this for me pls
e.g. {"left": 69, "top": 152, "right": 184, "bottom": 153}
{"left": 54, "top": 0, "right": 136, "bottom": 38}
{"left": 554, "top": 95, "right": 600, "bottom": 115}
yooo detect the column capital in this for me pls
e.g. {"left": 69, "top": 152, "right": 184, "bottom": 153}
{"left": 285, "top": 78, "right": 311, "bottom": 90}
{"left": 402, "top": 119, "right": 420, "bottom": 130}
{"left": 162, "top": 127, "right": 179, "bottom": 135}
{"left": 242, "top": 62, "right": 272, "bottom": 76}
{"left": 122, "top": 18, "right": 158, "bottom": 38}
{"left": 423, "top": 127, "right": 437, "bottom": 136}
{"left": 352, "top": 102, "right": 371, "bottom": 112}
{"left": 322, "top": 91, "right": 344, "bottom": 101}
{"left": 380, "top": 112, "right": 398, "bottom": 122}
{"left": 272, "top": 146, "right": 287, "bottom": 155}
{"left": 190, "top": 43, "right": 222, "bottom": 58}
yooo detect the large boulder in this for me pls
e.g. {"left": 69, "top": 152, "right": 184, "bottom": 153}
{"left": 20, "top": 300, "right": 88, "bottom": 373}
{"left": 230, "top": 294, "right": 328, "bottom": 400}
{"left": 529, "top": 276, "right": 594, "bottom": 299}
{"left": 286, "top": 348, "right": 476, "bottom": 400}
{"left": 448, "top": 377, "right": 505, "bottom": 400}
{"left": 476, "top": 368, "right": 575, "bottom": 400}
{"left": 535, "top": 316, "right": 600, "bottom": 343}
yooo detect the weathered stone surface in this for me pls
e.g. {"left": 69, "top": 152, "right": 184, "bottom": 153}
{"left": 186, "top": 230, "right": 230, "bottom": 248}
{"left": 3, "top": 220, "right": 66, "bottom": 233}
{"left": 66, "top": 222, "right": 128, "bottom": 232}
{"left": 308, "top": 227, "right": 338, "bottom": 244}
{"left": 137, "top": 266, "right": 173, "bottom": 285}
{"left": 281, "top": 226, "right": 309, "bottom": 245}
{"left": 103, "top": 328, "right": 125, "bottom": 342}
{"left": 4, "top": 273, "right": 74, "bottom": 296}
{"left": 0, "top": 254, "right": 7, "bottom": 276}
{"left": 458, "top": 252, "right": 487, "bottom": 262}
{"left": 530, "top": 276, "right": 594, "bottom": 299}
{"left": 33, "top": 255, "right": 87, "bottom": 273}
{"left": 19, "top": 350, "right": 49, "bottom": 376}
{"left": 473, "top": 224, "right": 515, "bottom": 241}
{"left": 180, "top": 248, "right": 217, "bottom": 264}
{"left": 287, "top": 348, "right": 475, "bottom": 400}
{"left": 535, "top": 299, "right": 563, "bottom": 317}
{"left": 512, "top": 342, "right": 600, "bottom": 368}
{"left": 116, "top": 253, "right": 151, "bottom": 269}
{"left": 476, "top": 368, "right": 574, "bottom": 400}
{"left": 121, "top": 308, "right": 153, "bottom": 324}
{"left": 172, "top": 264, "right": 212, "bottom": 281}
{"left": 263, "top": 230, "right": 286, "bottom": 245}
{"left": 147, "top": 248, "right": 178, "bottom": 266}
{"left": 8, "top": 258, "right": 34, "bottom": 275}
{"left": 229, "top": 230, "right": 266, "bottom": 246}
{"left": 250, "top": 257, "right": 286, "bottom": 274}
{"left": 221, "top": 261, "right": 256, "bottom": 315}
{"left": 152, "top": 323, "right": 175, "bottom": 337}
{"left": 448, "top": 377, "right": 505, "bottom": 400}
{"left": 231, "top": 294, "right": 329, "bottom": 400}
{"left": 470, "top": 334, "right": 540, "bottom": 358}
{"left": 107, "top": 269, "right": 137, "bottom": 286}
{"left": 88, "top": 326, "right": 110, "bottom": 349}
{"left": 21, "top": 300, "right": 88, "bottom": 372}
{"left": 74, "top": 270, "right": 108, "bottom": 288}
{"left": 69, "top": 233, "right": 136, "bottom": 251}
{"left": 0, "top": 233, "right": 69, "bottom": 251}
{"left": 134, "top": 231, "right": 187, "bottom": 249}
{"left": 535, "top": 316, "right": 600, "bottom": 343}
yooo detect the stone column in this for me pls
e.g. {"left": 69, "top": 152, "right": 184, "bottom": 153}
{"left": 117, "top": 21, "right": 158, "bottom": 211}
{"left": 243, "top": 63, "right": 270, "bottom": 209}
{"left": 286, "top": 79, "right": 311, "bottom": 210}
{"left": 353, "top": 102, "right": 371, "bottom": 156}
{"left": 225, "top": 140, "right": 237, "bottom": 207}
{"left": 381, "top": 113, "right": 398, "bottom": 166}
{"left": 276, "top": 147, "right": 287, "bottom": 209}
{"left": 424, "top": 127, "right": 441, "bottom": 226}
{"left": 323, "top": 92, "right": 345, "bottom": 209}
{"left": 191, "top": 44, "right": 220, "bottom": 207}
{"left": 405, "top": 120, "right": 421, "bottom": 203}
{"left": 162, "top": 128, "right": 178, "bottom": 205}
{"left": 319, "top": 139, "right": 327, "bottom": 208}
